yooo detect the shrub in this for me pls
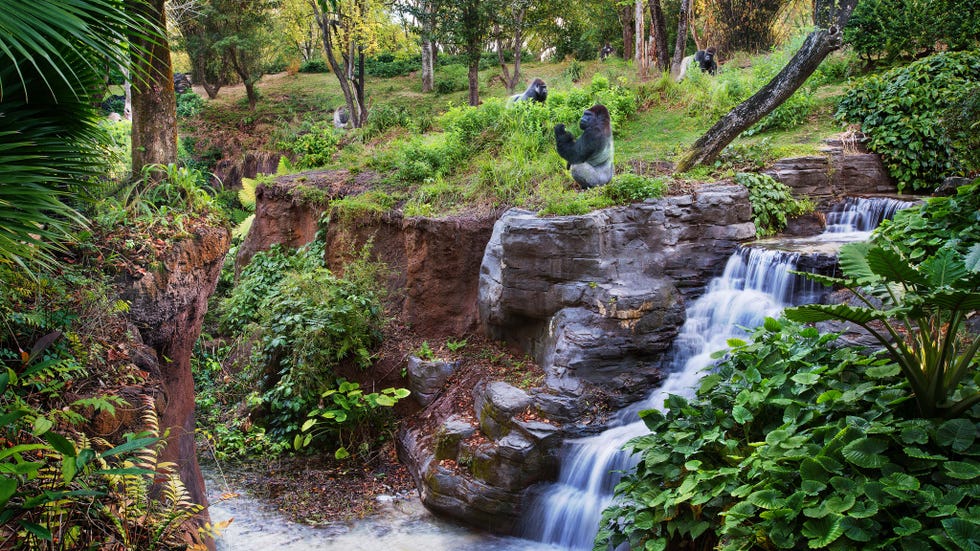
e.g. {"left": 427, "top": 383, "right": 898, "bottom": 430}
{"left": 734, "top": 172, "right": 814, "bottom": 236}
{"left": 175, "top": 91, "right": 204, "bottom": 118}
{"left": 835, "top": 50, "right": 980, "bottom": 192}
{"left": 298, "top": 59, "right": 329, "bottom": 73}
{"left": 282, "top": 121, "right": 341, "bottom": 168}
{"left": 434, "top": 64, "right": 469, "bottom": 94}
{"left": 603, "top": 173, "right": 669, "bottom": 203}
{"left": 844, "top": 0, "right": 979, "bottom": 63}
{"left": 364, "top": 103, "right": 413, "bottom": 138}
{"left": 599, "top": 319, "right": 980, "bottom": 551}
{"left": 746, "top": 89, "right": 814, "bottom": 135}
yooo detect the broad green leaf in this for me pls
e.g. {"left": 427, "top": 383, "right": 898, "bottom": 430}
{"left": 42, "top": 432, "right": 76, "bottom": 457}
{"left": 802, "top": 513, "right": 844, "bottom": 548}
{"left": 936, "top": 418, "right": 975, "bottom": 452}
{"left": 0, "top": 478, "right": 16, "bottom": 508}
{"left": 334, "top": 447, "right": 350, "bottom": 460}
{"left": 61, "top": 457, "right": 77, "bottom": 483}
{"left": 943, "top": 461, "right": 980, "bottom": 480}
{"left": 816, "top": 390, "right": 842, "bottom": 404}
{"left": 32, "top": 416, "right": 53, "bottom": 436}
{"left": 838, "top": 242, "right": 876, "bottom": 283}
{"left": 964, "top": 243, "right": 980, "bottom": 272}
{"left": 0, "top": 444, "right": 49, "bottom": 461}
{"left": 101, "top": 437, "right": 159, "bottom": 458}
{"left": 763, "top": 317, "right": 782, "bottom": 332}
{"left": 866, "top": 245, "right": 929, "bottom": 286}
{"left": 904, "top": 447, "right": 947, "bottom": 461}
{"left": 920, "top": 248, "right": 969, "bottom": 287}
{"left": 941, "top": 517, "right": 980, "bottom": 550}
{"left": 865, "top": 363, "right": 900, "bottom": 379}
{"left": 732, "top": 405, "right": 752, "bottom": 424}
{"left": 842, "top": 437, "right": 889, "bottom": 468}
{"left": 792, "top": 372, "right": 820, "bottom": 385}
{"left": 747, "top": 489, "right": 783, "bottom": 510}
{"left": 784, "top": 303, "right": 883, "bottom": 325}
{"left": 20, "top": 521, "right": 52, "bottom": 541}
{"left": 895, "top": 517, "right": 922, "bottom": 536}
{"left": 301, "top": 419, "right": 316, "bottom": 432}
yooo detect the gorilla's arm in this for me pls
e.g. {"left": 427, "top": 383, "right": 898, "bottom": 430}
{"left": 554, "top": 123, "right": 582, "bottom": 167}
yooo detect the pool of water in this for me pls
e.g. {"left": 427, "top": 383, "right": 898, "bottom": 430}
{"left": 205, "top": 472, "right": 560, "bottom": 551}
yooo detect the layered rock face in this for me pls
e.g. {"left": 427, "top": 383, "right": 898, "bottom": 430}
{"left": 764, "top": 139, "right": 896, "bottom": 204}
{"left": 400, "top": 183, "right": 755, "bottom": 532}
{"left": 118, "top": 223, "right": 231, "bottom": 547}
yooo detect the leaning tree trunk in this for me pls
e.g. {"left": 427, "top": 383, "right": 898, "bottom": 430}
{"left": 649, "top": 0, "right": 670, "bottom": 72}
{"left": 128, "top": 0, "right": 177, "bottom": 177}
{"left": 670, "top": 0, "right": 691, "bottom": 77}
{"left": 675, "top": 0, "right": 858, "bottom": 172}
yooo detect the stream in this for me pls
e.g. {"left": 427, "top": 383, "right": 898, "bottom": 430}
{"left": 204, "top": 471, "right": 559, "bottom": 550}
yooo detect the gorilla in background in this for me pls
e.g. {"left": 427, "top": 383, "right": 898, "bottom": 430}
{"left": 694, "top": 47, "right": 718, "bottom": 75}
{"left": 510, "top": 78, "right": 548, "bottom": 103}
{"left": 554, "top": 104, "right": 614, "bottom": 189}
{"left": 333, "top": 106, "right": 350, "bottom": 129}
{"left": 676, "top": 47, "right": 718, "bottom": 81}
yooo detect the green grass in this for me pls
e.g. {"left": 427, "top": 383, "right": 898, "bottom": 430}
{"left": 178, "top": 39, "right": 854, "bottom": 217}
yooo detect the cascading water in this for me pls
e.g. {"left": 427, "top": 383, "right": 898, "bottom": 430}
{"left": 520, "top": 196, "right": 913, "bottom": 549}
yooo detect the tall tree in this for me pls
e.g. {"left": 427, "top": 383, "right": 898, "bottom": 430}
{"left": 211, "top": 0, "right": 277, "bottom": 110}
{"left": 649, "top": 0, "right": 670, "bottom": 71}
{"left": 670, "top": 0, "right": 691, "bottom": 76}
{"left": 128, "top": 0, "right": 178, "bottom": 176}
{"left": 176, "top": 9, "right": 234, "bottom": 99}
{"left": 675, "top": 0, "right": 860, "bottom": 171}
{"left": 439, "top": 0, "right": 496, "bottom": 106}
{"left": 395, "top": 0, "right": 439, "bottom": 92}
{"left": 493, "top": 0, "right": 539, "bottom": 94}
{"left": 618, "top": 2, "right": 636, "bottom": 60}
{"left": 311, "top": 0, "right": 384, "bottom": 127}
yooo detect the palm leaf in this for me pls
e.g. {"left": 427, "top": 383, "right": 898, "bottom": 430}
{"left": 865, "top": 245, "right": 929, "bottom": 286}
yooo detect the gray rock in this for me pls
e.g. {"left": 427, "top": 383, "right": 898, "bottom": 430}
{"left": 473, "top": 382, "right": 531, "bottom": 440}
{"left": 407, "top": 356, "right": 457, "bottom": 407}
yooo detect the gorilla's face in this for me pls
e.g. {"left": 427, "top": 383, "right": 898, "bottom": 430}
{"left": 579, "top": 109, "right": 596, "bottom": 131}
{"left": 537, "top": 81, "right": 548, "bottom": 99}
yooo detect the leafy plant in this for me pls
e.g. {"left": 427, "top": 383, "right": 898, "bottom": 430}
{"left": 415, "top": 341, "right": 436, "bottom": 360}
{"left": 785, "top": 240, "right": 980, "bottom": 418}
{"left": 176, "top": 91, "right": 205, "bottom": 118}
{"left": 598, "top": 319, "right": 980, "bottom": 551}
{"left": 602, "top": 173, "right": 669, "bottom": 203}
{"left": 283, "top": 121, "right": 341, "bottom": 168}
{"left": 734, "top": 172, "right": 814, "bottom": 237}
{"left": 835, "top": 50, "right": 980, "bottom": 192}
{"left": 293, "top": 379, "right": 409, "bottom": 459}
{"left": 445, "top": 338, "right": 468, "bottom": 353}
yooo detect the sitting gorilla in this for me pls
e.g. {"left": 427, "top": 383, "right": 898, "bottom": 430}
{"left": 694, "top": 47, "right": 718, "bottom": 75}
{"left": 554, "top": 104, "right": 614, "bottom": 189}
{"left": 510, "top": 78, "right": 548, "bottom": 103}
{"left": 333, "top": 106, "right": 350, "bottom": 129}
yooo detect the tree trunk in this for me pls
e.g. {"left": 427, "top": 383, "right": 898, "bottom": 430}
{"left": 421, "top": 39, "right": 434, "bottom": 92}
{"left": 467, "top": 56, "right": 480, "bottom": 106}
{"left": 649, "top": 0, "right": 670, "bottom": 71}
{"left": 619, "top": 5, "right": 635, "bottom": 60}
{"left": 675, "top": 25, "right": 851, "bottom": 172}
{"left": 128, "top": 0, "right": 178, "bottom": 178}
{"left": 635, "top": 0, "right": 646, "bottom": 73}
{"left": 670, "top": 0, "right": 691, "bottom": 77}
{"left": 356, "top": 47, "right": 367, "bottom": 127}
{"left": 312, "top": 3, "right": 360, "bottom": 127}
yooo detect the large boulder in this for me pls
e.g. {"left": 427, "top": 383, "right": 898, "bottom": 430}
{"left": 479, "top": 183, "right": 755, "bottom": 420}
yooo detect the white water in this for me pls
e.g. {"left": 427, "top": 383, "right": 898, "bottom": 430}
{"left": 519, "top": 196, "right": 913, "bottom": 549}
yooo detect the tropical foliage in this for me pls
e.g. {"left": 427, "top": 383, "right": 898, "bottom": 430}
{"left": 598, "top": 320, "right": 980, "bottom": 551}
{"left": 836, "top": 50, "right": 980, "bottom": 192}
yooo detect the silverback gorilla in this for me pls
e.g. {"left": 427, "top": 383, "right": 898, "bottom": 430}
{"left": 510, "top": 78, "right": 548, "bottom": 103}
{"left": 554, "top": 104, "right": 614, "bottom": 188}
{"left": 694, "top": 47, "right": 718, "bottom": 75}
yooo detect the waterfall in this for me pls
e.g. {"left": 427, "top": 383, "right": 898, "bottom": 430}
{"left": 824, "top": 196, "right": 910, "bottom": 234}
{"left": 519, "top": 196, "right": 914, "bottom": 549}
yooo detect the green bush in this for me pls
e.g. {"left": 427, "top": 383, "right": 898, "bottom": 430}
{"left": 435, "top": 64, "right": 469, "bottom": 94}
{"left": 603, "top": 173, "right": 669, "bottom": 203}
{"left": 364, "top": 53, "right": 419, "bottom": 78}
{"left": 599, "top": 319, "right": 980, "bottom": 551}
{"left": 734, "top": 172, "right": 814, "bottom": 236}
{"left": 836, "top": 50, "right": 980, "bottom": 192}
{"left": 298, "top": 59, "right": 329, "bottom": 73}
{"left": 844, "top": 0, "right": 979, "bottom": 63}
{"left": 282, "top": 121, "right": 341, "bottom": 168}
{"left": 176, "top": 91, "right": 205, "bottom": 118}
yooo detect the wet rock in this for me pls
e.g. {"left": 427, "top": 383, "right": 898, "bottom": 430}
{"left": 406, "top": 356, "right": 458, "bottom": 407}
{"left": 473, "top": 381, "right": 531, "bottom": 440}
{"left": 935, "top": 176, "right": 972, "bottom": 196}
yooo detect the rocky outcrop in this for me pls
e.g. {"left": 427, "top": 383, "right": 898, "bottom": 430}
{"left": 213, "top": 151, "right": 286, "bottom": 190}
{"left": 480, "top": 183, "right": 755, "bottom": 414}
{"left": 764, "top": 137, "right": 896, "bottom": 204}
{"left": 399, "top": 382, "right": 560, "bottom": 533}
{"left": 406, "top": 356, "right": 458, "bottom": 407}
{"left": 400, "top": 183, "right": 755, "bottom": 532}
{"left": 236, "top": 173, "right": 497, "bottom": 337}
{"left": 117, "top": 222, "right": 231, "bottom": 546}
